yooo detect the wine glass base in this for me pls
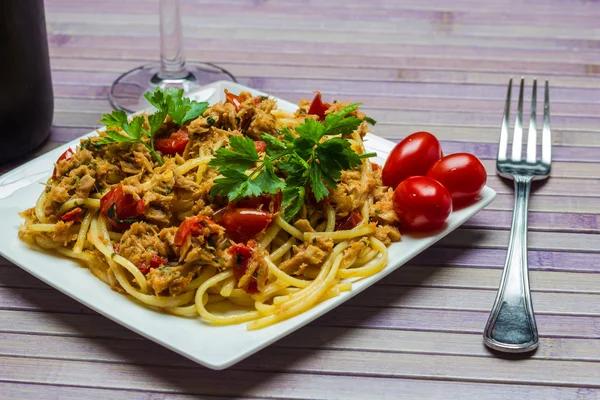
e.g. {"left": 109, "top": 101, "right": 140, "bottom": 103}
{"left": 109, "top": 62, "right": 236, "bottom": 112}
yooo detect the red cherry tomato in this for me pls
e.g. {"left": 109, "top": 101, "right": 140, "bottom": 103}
{"left": 221, "top": 208, "right": 272, "bottom": 243}
{"left": 52, "top": 148, "right": 74, "bottom": 179}
{"left": 254, "top": 140, "right": 267, "bottom": 153}
{"left": 382, "top": 131, "right": 443, "bottom": 189}
{"left": 155, "top": 127, "right": 189, "bottom": 155}
{"left": 426, "top": 153, "right": 487, "bottom": 208}
{"left": 307, "top": 91, "right": 330, "bottom": 121}
{"left": 392, "top": 176, "right": 452, "bottom": 231}
{"left": 174, "top": 215, "right": 220, "bottom": 246}
{"left": 100, "top": 185, "right": 145, "bottom": 230}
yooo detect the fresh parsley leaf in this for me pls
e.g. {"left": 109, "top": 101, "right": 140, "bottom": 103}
{"left": 183, "top": 100, "right": 209, "bottom": 125}
{"left": 144, "top": 87, "right": 208, "bottom": 126}
{"left": 210, "top": 169, "right": 262, "bottom": 201}
{"left": 282, "top": 186, "right": 305, "bottom": 221}
{"left": 324, "top": 116, "right": 362, "bottom": 137}
{"left": 144, "top": 88, "right": 167, "bottom": 112}
{"left": 281, "top": 127, "right": 297, "bottom": 143}
{"left": 121, "top": 115, "right": 144, "bottom": 139}
{"left": 317, "top": 138, "right": 362, "bottom": 171}
{"left": 294, "top": 118, "right": 325, "bottom": 146}
{"left": 99, "top": 110, "right": 128, "bottom": 129}
{"left": 208, "top": 136, "right": 259, "bottom": 173}
{"left": 364, "top": 116, "right": 377, "bottom": 126}
{"left": 309, "top": 164, "right": 329, "bottom": 202}
{"left": 97, "top": 110, "right": 164, "bottom": 165}
{"left": 323, "top": 103, "right": 360, "bottom": 129}
{"left": 148, "top": 110, "right": 167, "bottom": 136}
{"left": 254, "top": 158, "right": 285, "bottom": 194}
{"left": 261, "top": 133, "right": 286, "bottom": 154}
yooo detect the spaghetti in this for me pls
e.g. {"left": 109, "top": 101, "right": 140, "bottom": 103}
{"left": 19, "top": 90, "right": 401, "bottom": 330}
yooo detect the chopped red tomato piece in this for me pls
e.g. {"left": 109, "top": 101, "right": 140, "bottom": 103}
{"left": 307, "top": 91, "right": 330, "bottom": 121}
{"left": 52, "top": 148, "right": 74, "bottom": 179}
{"left": 137, "top": 253, "right": 167, "bottom": 274}
{"left": 174, "top": 215, "right": 220, "bottom": 246}
{"left": 229, "top": 242, "right": 258, "bottom": 294}
{"left": 234, "top": 192, "right": 281, "bottom": 214}
{"left": 254, "top": 140, "right": 267, "bottom": 153}
{"left": 225, "top": 89, "right": 242, "bottom": 111}
{"left": 254, "top": 95, "right": 268, "bottom": 104}
{"left": 61, "top": 207, "right": 84, "bottom": 222}
{"left": 221, "top": 208, "right": 272, "bottom": 243}
{"left": 100, "top": 185, "right": 145, "bottom": 230}
{"left": 335, "top": 210, "right": 363, "bottom": 231}
{"left": 155, "top": 127, "right": 189, "bottom": 155}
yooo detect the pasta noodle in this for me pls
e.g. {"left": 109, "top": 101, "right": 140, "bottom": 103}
{"left": 18, "top": 90, "right": 402, "bottom": 330}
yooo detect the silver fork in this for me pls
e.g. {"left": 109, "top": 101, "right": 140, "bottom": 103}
{"left": 483, "top": 78, "right": 551, "bottom": 353}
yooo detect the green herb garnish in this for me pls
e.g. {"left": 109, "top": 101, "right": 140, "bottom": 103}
{"left": 209, "top": 103, "right": 376, "bottom": 220}
{"left": 96, "top": 88, "right": 208, "bottom": 165}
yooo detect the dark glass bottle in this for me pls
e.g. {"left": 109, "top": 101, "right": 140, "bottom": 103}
{"left": 0, "top": 0, "right": 53, "bottom": 163}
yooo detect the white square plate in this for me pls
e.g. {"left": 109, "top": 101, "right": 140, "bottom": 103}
{"left": 0, "top": 81, "right": 496, "bottom": 369}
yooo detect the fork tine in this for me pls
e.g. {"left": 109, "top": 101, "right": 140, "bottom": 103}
{"left": 542, "top": 80, "right": 552, "bottom": 165}
{"left": 526, "top": 79, "right": 538, "bottom": 163}
{"left": 498, "top": 78, "right": 512, "bottom": 162}
{"left": 511, "top": 78, "right": 525, "bottom": 161}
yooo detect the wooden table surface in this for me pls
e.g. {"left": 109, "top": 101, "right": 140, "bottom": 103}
{"left": 2, "top": 0, "right": 600, "bottom": 398}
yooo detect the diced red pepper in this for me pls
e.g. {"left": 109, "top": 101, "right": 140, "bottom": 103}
{"left": 174, "top": 215, "right": 220, "bottom": 246}
{"left": 335, "top": 210, "right": 363, "bottom": 231}
{"left": 155, "top": 127, "right": 189, "bottom": 155}
{"left": 229, "top": 242, "right": 259, "bottom": 294}
{"left": 61, "top": 207, "right": 84, "bottom": 222}
{"left": 100, "top": 185, "right": 145, "bottom": 230}
{"left": 52, "top": 148, "right": 74, "bottom": 179}
{"left": 307, "top": 91, "right": 330, "bottom": 121}
{"left": 225, "top": 90, "right": 242, "bottom": 112}
{"left": 254, "top": 140, "right": 267, "bottom": 153}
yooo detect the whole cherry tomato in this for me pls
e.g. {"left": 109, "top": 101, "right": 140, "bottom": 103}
{"left": 221, "top": 208, "right": 272, "bottom": 243}
{"left": 382, "top": 131, "right": 443, "bottom": 189}
{"left": 392, "top": 176, "right": 452, "bottom": 231}
{"left": 426, "top": 153, "right": 487, "bottom": 207}
{"left": 155, "top": 127, "right": 189, "bottom": 155}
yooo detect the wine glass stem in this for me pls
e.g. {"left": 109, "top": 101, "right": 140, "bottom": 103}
{"left": 158, "top": 0, "right": 188, "bottom": 80}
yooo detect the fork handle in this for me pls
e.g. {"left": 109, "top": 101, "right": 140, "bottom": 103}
{"left": 483, "top": 176, "right": 539, "bottom": 353}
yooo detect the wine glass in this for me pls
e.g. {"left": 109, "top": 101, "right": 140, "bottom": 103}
{"left": 109, "top": 0, "right": 236, "bottom": 112}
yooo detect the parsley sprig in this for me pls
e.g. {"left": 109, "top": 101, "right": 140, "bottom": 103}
{"left": 209, "top": 103, "right": 376, "bottom": 220}
{"left": 97, "top": 88, "right": 208, "bottom": 165}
